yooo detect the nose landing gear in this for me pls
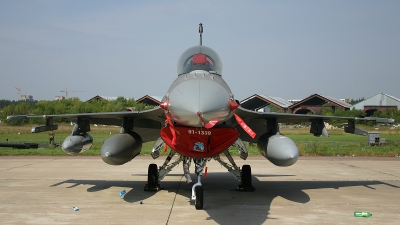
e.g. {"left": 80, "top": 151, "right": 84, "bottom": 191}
{"left": 191, "top": 158, "right": 208, "bottom": 209}
{"left": 146, "top": 139, "right": 254, "bottom": 209}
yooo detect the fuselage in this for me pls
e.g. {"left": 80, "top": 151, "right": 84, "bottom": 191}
{"left": 158, "top": 45, "right": 241, "bottom": 158}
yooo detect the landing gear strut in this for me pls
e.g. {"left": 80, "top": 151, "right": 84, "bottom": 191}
{"left": 213, "top": 150, "right": 255, "bottom": 192}
{"left": 191, "top": 158, "right": 208, "bottom": 210}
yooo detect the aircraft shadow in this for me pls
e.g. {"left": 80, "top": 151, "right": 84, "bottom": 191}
{"left": 50, "top": 173, "right": 399, "bottom": 225}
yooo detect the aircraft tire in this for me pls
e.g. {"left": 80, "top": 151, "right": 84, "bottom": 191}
{"left": 147, "top": 163, "right": 159, "bottom": 189}
{"left": 195, "top": 186, "right": 204, "bottom": 210}
{"left": 241, "top": 165, "right": 252, "bottom": 187}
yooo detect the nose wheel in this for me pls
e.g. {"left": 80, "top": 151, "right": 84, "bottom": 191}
{"left": 192, "top": 174, "right": 204, "bottom": 209}
{"left": 194, "top": 185, "right": 204, "bottom": 209}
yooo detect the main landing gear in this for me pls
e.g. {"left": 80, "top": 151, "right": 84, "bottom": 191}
{"left": 238, "top": 164, "right": 255, "bottom": 192}
{"left": 144, "top": 163, "right": 160, "bottom": 191}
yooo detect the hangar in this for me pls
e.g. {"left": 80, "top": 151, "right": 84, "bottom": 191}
{"left": 85, "top": 95, "right": 163, "bottom": 106}
{"left": 352, "top": 93, "right": 400, "bottom": 116}
{"left": 240, "top": 94, "right": 292, "bottom": 113}
{"left": 288, "top": 94, "right": 352, "bottom": 115}
{"left": 86, "top": 95, "right": 109, "bottom": 102}
{"left": 136, "top": 95, "right": 162, "bottom": 106}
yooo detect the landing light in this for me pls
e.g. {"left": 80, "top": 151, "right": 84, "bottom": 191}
{"left": 160, "top": 99, "right": 170, "bottom": 111}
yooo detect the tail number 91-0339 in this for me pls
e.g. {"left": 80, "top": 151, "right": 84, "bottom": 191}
{"left": 188, "top": 130, "right": 212, "bottom": 135}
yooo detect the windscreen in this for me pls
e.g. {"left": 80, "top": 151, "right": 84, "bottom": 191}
{"left": 177, "top": 46, "right": 222, "bottom": 75}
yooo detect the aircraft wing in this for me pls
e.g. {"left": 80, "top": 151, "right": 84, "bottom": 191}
{"left": 234, "top": 106, "right": 395, "bottom": 142}
{"left": 7, "top": 107, "right": 165, "bottom": 142}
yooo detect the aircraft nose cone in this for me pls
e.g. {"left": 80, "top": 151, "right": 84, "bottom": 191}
{"left": 168, "top": 75, "right": 231, "bottom": 127}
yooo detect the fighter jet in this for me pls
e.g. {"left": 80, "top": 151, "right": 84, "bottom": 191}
{"left": 7, "top": 23, "right": 394, "bottom": 210}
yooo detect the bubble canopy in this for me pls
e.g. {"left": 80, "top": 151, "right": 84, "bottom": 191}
{"left": 177, "top": 45, "right": 223, "bottom": 75}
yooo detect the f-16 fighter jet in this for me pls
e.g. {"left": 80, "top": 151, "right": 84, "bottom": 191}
{"left": 7, "top": 23, "right": 394, "bottom": 210}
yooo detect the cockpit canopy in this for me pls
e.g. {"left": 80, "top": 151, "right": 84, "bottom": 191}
{"left": 177, "top": 45, "right": 223, "bottom": 75}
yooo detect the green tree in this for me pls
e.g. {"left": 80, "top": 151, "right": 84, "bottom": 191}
{"left": 1, "top": 103, "right": 31, "bottom": 125}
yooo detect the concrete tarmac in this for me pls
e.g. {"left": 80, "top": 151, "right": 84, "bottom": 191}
{"left": 0, "top": 156, "right": 399, "bottom": 225}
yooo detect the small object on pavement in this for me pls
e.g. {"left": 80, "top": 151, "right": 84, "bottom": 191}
{"left": 119, "top": 190, "right": 126, "bottom": 197}
{"left": 354, "top": 211, "right": 372, "bottom": 217}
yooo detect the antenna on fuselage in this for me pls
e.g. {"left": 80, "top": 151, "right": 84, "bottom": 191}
{"left": 199, "top": 23, "right": 203, "bottom": 46}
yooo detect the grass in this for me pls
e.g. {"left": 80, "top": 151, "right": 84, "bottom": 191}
{"left": 0, "top": 123, "right": 399, "bottom": 157}
{"left": 282, "top": 126, "right": 400, "bottom": 157}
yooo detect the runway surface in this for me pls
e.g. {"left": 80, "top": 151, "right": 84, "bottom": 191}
{"left": 0, "top": 156, "right": 399, "bottom": 225}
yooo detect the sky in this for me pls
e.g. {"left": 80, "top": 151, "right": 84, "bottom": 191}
{"left": 1, "top": 0, "right": 399, "bottom": 102}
